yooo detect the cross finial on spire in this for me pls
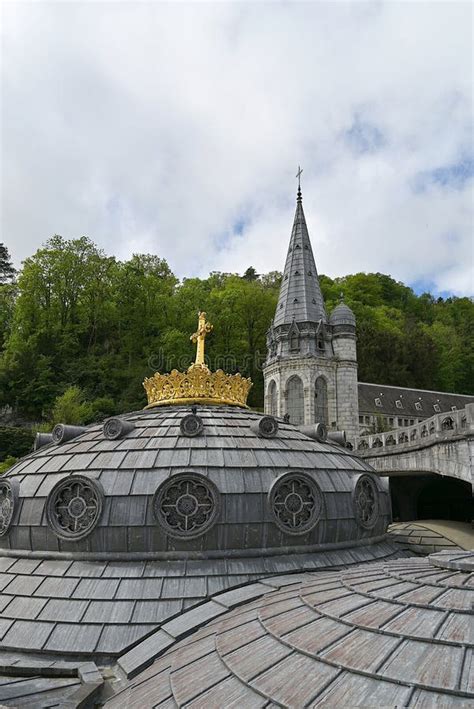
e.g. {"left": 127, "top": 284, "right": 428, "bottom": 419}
{"left": 296, "top": 165, "right": 303, "bottom": 202}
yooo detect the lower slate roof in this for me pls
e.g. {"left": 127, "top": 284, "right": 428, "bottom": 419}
{"left": 0, "top": 654, "right": 101, "bottom": 708}
{"left": 105, "top": 551, "right": 474, "bottom": 709}
{"left": 358, "top": 382, "right": 474, "bottom": 418}
{"left": 0, "top": 541, "right": 403, "bottom": 658}
{"left": 388, "top": 521, "right": 473, "bottom": 554}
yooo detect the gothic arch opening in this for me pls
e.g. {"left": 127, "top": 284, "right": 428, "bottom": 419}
{"left": 389, "top": 475, "right": 472, "bottom": 523}
{"left": 314, "top": 376, "right": 328, "bottom": 425}
{"left": 417, "top": 477, "right": 471, "bottom": 522}
{"left": 289, "top": 328, "right": 300, "bottom": 352}
{"left": 286, "top": 375, "right": 304, "bottom": 425}
{"left": 268, "top": 380, "right": 277, "bottom": 417}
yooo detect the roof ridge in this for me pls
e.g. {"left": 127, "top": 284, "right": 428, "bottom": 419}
{"left": 358, "top": 382, "right": 474, "bottom": 398}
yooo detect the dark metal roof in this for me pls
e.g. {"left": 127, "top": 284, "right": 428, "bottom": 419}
{"left": 273, "top": 192, "right": 327, "bottom": 327}
{"left": 3, "top": 405, "right": 387, "bottom": 556}
{"left": 0, "top": 403, "right": 397, "bottom": 660}
{"left": 105, "top": 551, "right": 474, "bottom": 708}
{"left": 358, "top": 382, "right": 474, "bottom": 418}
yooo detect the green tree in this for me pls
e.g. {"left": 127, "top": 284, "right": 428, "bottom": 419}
{"left": 50, "top": 386, "right": 93, "bottom": 425}
{"left": 0, "top": 456, "right": 17, "bottom": 475}
{"left": 0, "top": 244, "right": 15, "bottom": 284}
{"left": 242, "top": 266, "right": 259, "bottom": 281}
{"left": 1, "top": 236, "right": 472, "bottom": 426}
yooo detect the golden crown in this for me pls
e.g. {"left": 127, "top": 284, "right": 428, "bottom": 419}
{"left": 143, "top": 312, "right": 253, "bottom": 408}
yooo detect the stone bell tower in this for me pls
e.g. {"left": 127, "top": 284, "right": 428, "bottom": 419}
{"left": 263, "top": 178, "right": 359, "bottom": 438}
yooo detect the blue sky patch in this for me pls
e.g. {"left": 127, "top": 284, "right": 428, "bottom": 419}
{"left": 232, "top": 218, "right": 247, "bottom": 236}
{"left": 413, "top": 157, "right": 474, "bottom": 193}
{"left": 410, "top": 278, "right": 457, "bottom": 300}
{"left": 345, "top": 114, "right": 386, "bottom": 154}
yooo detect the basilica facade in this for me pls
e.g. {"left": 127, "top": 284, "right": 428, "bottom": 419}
{"left": 263, "top": 184, "right": 360, "bottom": 438}
{"left": 263, "top": 185, "right": 474, "bottom": 439}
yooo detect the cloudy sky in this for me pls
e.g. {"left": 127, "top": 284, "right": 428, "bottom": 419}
{"left": 2, "top": 1, "right": 473, "bottom": 295}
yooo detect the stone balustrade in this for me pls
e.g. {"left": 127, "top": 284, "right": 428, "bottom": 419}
{"left": 353, "top": 403, "right": 474, "bottom": 454}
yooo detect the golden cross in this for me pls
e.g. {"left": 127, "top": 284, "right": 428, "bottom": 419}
{"left": 190, "top": 311, "right": 213, "bottom": 366}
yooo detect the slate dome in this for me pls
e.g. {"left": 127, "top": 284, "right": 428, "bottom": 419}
{"left": 0, "top": 311, "right": 397, "bottom": 675}
{"left": 2, "top": 405, "right": 389, "bottom": 557}
{"left": 329, "top": 301, "right": 356, "bottom": 328}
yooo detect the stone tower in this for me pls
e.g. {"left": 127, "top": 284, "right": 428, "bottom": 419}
{"left": 263, "top": 183, "right": 359, "bottom": 438}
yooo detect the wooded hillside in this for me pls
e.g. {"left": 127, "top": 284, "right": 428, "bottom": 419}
{"left": 1, "top": 237, "right": 472, "bottom": 425}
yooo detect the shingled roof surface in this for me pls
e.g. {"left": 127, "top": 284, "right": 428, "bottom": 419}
{"left": 0, "top": 541, "right": 405, "bottom": 659}
{"left": 0, "top": 405, "right": 394, "bottom": 660}
{"left": 106, "top": 551, "right": 474, "bottom": 708}
{"left": 2, "top": 405, "right": 384, "bottom": 558}
{"left": 358, "top": 382, "right": 474, "bottom": 418}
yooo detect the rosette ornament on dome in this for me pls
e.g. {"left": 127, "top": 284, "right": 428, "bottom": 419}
{"left": 143, "top": 312, "right": 253, "bottom": 408}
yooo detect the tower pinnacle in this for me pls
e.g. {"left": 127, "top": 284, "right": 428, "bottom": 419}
{"left": 296, "top": 165, "right": 303, "bottom": 202}
{"left": 272, "top": 181, "right": 326, "bottom": 327}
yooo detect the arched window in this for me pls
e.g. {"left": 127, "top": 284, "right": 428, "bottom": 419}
{"left": 314, "top": 376, "right": 328, "bottom": 425}
{"left": 288, "top": 322, "right": 300, "bottom": 353}
{"left": 268, "top": 380, "right": 278, "bottom": 417}
{"left": 290, "top": 332, "right": 299, "bottom": 351}
{"left": 441, "top": 416, "right": 454, "bottom": 431}
{"left": 286, "top": 375, "right": 304, "bottom": 425}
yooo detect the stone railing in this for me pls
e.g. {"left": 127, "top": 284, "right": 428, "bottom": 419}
{"left": 353, "top": 404, "right": 474, "bottom": 454}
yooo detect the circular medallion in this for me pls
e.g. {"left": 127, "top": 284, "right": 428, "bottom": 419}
{"left": 153, "top": 474, "right": 219, "bottom": 539}
{"left": 103, "top": 417, "right": 122, "bottom": 440}
{"left": 0, "top": 479, "right": 18, "bottom": 537}
{"left": 180, "top": 414, "right": 204, "bottom": 438}
{"left": 353, "top": 474, "right": 379, "bottom": 529}
{"left": 103, "top": 417, "right": 135, "bottom": 440}
{"left": 258, "top": 416, "right": 279, "bottom": 438}
{"left": 269, "top": 473, "right": 322, "bottom": 535}
{"left": 51, "top": 424, "right": 66, "bottom": 444}
{"left": 46, "top": 475, "right": 104, "bottom": 540}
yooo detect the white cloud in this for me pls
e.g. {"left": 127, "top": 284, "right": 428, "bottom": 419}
{"left": 1, "top": 1, "right": 472, "bottom": 295}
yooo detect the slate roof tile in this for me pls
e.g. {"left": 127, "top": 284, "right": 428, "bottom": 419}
{"left": 98, "top": 469, "right": 135, "bottom": 496}
{"left": 95, "top": 624, "right": 153, "bottom": 654}
{"left": 161, "top": 577, "right": 207, "bottom": 599}
{"left": 2, "top": 620, "right": 54, "bottom": 651}
{"left": 45, "top": 623, "right": 103, "bottom": 654}
{"left": 132, "top": 600, "right": 183, "bottom": 624}
{"left": 38, "top": 598, "right": 90, "bottom": 623}
{"left": 91, "top": 452, "right": 127, "bottom": 469}
{"left": 83, "top": 601, "right": 135, "bottom": 624}
{"left": 73, "top": 578, "right": 120, "bottom": 600}
{"left": 116, "top": 578, "right": 164, "bottom": 600}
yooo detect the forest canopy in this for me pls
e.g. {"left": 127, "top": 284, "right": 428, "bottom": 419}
{"left": 0, "top": 237, "right": 472, "bottom": 424}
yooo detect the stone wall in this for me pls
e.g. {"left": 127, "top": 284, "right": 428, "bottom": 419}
{"left": 333, "top": 332, "right": 359, "bottom": 439}
{"left": 354, "top": 404, "right": 474, "bottom": 486}
{"left": 264, "top": 330, "right": 360, "bottom": 436}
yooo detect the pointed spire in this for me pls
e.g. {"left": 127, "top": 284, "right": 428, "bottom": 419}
{"left": 273, "top": 177, "right": 327, "bottom": 328}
